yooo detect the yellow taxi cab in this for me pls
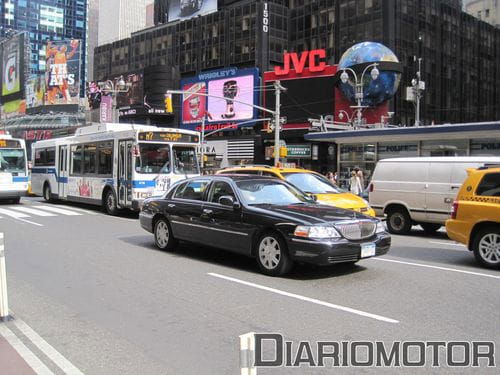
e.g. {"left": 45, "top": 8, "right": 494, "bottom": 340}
{"left": 446, "top": 166, "right": 500, "bottom": 269}
{"left": 217, "top": 165, "right": 376, "bottom": 217}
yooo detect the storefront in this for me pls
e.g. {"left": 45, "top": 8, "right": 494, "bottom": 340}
{"left": 305, "top": 122, "right": 500, "bottom": 189}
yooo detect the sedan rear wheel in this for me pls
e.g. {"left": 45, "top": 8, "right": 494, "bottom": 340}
{"left": 473, "top": 228, "right": 500, "bottom": 270}
{"left": 256, "top": 233, "right": 293, "bottom": 276}
{"left": 154, "top": 217, "right": 177, "bottom": 251}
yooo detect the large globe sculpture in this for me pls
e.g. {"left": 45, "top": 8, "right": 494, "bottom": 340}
{"left": 338, "top": 42, "right": 401, "bottom": 107}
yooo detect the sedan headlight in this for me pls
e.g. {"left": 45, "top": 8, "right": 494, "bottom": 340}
{"left": 376, "top": 221, "right": 386, "bottom": 233}
{"left": 294, "top": 225, "right": 340, "bottom": 239}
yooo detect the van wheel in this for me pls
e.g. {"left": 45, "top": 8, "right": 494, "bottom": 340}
{"left": 43, "top": 184, "right": 52, "bottom": 202}
{"left": 420, "top": 223, "right": 441, "bottom": 234}
{"left": 472, "top": 227, "right": 500, "bottom": 270}
{"left": 386, "top": 208, "right": 412, "bottom": 235}
{"left": 11, "top": 197, "right": 21, "bottom": 204}
{"left": 104, "top": 190, "right": 119, "bottom": 215}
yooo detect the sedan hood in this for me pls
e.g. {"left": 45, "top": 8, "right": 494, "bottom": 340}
{"left": 248, "top": 203, "right": 369, "bottom": 225}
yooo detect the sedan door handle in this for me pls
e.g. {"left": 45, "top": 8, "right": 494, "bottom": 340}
{"left": 202, "top": 209, "right": 213, "bottom": 215}
{"left": 168, "top": 203, "right": 176, "bottom": 208}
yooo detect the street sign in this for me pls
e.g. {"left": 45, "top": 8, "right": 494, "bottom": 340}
{"left": 286, "top": 144, "right": 312, "bottom": 158}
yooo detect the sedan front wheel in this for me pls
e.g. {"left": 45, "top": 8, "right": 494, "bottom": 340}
{"left": 256, "top": 232, "right": 293, "bottom": 276}
{"left": 154, "top": 217, "right": 178, "bottom": 251}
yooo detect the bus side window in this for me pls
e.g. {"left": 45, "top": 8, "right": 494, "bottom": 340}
{"left": 71, "top": 145, "right": 82, "bottom": 175}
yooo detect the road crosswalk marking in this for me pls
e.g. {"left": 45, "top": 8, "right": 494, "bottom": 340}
{"left": 29, "top": 205, "right": 82, "bottom": 216}
{"left": 9, "top": 206, "right": 57, "bottom": 217}
{"left": 0, "top": 208, "right": 31, "bottom": 219}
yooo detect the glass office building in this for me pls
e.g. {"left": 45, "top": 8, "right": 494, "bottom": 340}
{"left": 0, "top": 0, "right": 88, "bottom": 95}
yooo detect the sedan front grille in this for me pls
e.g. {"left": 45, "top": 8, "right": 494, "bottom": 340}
{"left": 335, "top": 221, "right": 376, "bottom": 240}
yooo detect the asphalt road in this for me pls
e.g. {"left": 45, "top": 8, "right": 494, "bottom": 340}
{"left": 0, "top": 197, "right": 498, "bottom": 374}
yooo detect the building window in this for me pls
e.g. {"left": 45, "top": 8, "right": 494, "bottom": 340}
{"left": 420, "top": 140, "right": 468, "bottom": 157}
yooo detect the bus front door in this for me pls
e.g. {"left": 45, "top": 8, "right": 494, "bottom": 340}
{"left": 58, "top": 145, "right": 68, "bottom": 199}
{"left": 118, "top": 140, "right": 133, "bottom": 207}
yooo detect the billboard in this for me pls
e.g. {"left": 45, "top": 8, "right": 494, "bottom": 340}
{"left": 112, "top": 72, "right": 143, "bottom": 108}
{"left": 45, "top": 39, "right": 81, "bottom": 105}
{"left": 26, "top": 75, "right": 46, "bottom": 109}
{"left": 168, "top": 0, "right": 217, "bottom": 22}
{"left": 1, "top": 34, "right": 23, "bottom": 98}
{"left": 180, "top": 68, "right": 260, "bottom": 132}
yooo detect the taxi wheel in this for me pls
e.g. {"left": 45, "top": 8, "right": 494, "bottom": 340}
{"left": 386, "top": 208, "right": 412, "bottom": 235}
{"left": 154, "top": 217, "right": 178, "bottom": 251}
{"left": 472, "top": 227, "right": 500, "bottom": 270}
{"left": 256, "top": 232, "right": 293, "bottom": 276}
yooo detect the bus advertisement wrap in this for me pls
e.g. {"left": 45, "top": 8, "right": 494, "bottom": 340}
{"left": 45, "top": 39, "right": 81, "bottom": 105}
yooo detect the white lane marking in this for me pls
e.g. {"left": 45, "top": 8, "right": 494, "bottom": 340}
{"left": 429, "top": 241, "right": 466, "bottom": 248}
{"left": 32, "top": 206, "right": 82, "bottom": 216}
{"left": 10, "top": 206, "right": 57, "bottom": 217}
{"left": 208, "top": 272, "right": 399, "bottom": 324}
{"left": 35, "top": 204, "right": 98, "bottom": 215}
{"left": 14, "top": 320, "right": 84, "bottom": 375}
{"left": 0, "top": 207, "right": 30, "bottom": 218}
{"left": 0, "top": 324, "right": 54, "bottom": 375}
{"left": 372, "top": 258, "right": 500, "bottom": 279}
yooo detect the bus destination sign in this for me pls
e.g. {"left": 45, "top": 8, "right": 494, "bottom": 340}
{"left": 138, "top": 132, "right": 199, "bottom": 143}
{"left": 0, "top": 140, "right": 22, "bottom": 148}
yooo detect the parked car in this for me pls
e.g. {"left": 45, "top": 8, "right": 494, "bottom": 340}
{"left": 369, "top": 157, "right": 500, "bottom": 234}
{"left": 140, "top": 175, "right": 391, "bottom": 276}
{"left": 446, "top": 166, "right": 500, "bottom": 269}
{"left": 217, "top": 165, "right": 376, "bottom": 217}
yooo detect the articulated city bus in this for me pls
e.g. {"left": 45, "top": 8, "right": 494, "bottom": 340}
{"left": 31, "top": 123, "right": 200, "bottom": 214}
{"left": 0, "top": 133, "right": 29, "bottom": 203}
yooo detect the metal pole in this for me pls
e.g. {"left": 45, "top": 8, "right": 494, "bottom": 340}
{"left": 415, "top": 58, "right": 422, "bottom": 127}
{"left": 113, "top": 94, "right": 118, "bottom": 123}
{"left": 200, "top": 114, "right": 205, "bottom": 171}
{"left": 0, "top": 233, "right": 9, "bottom": 321}
{"left": 274, "top": 81, "right": 282, "bottom": 167}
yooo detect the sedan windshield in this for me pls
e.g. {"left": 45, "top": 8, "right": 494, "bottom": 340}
{"left": 282, "top": 172, "right": 342, "bottom": 194}
{"left": 0, "top": 149, "right": 26, "bottom": 173}
{"left": 236, "top": 179, "right": 313, "bottom": 205}
{"left": 135, "top": 143, "right": 170, "bottom": 174}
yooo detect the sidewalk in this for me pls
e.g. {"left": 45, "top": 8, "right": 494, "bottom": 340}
{"left": 0, "top": 335, "right": 36, "bottom": 375}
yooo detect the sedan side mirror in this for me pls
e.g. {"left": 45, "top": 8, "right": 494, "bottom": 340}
{"left": 219, "top": 195, "right": 235, "bottom": 207}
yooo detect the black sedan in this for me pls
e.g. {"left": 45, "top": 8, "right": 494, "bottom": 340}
{"left": 140, "top": 175, "right": 391, "bottom": 276}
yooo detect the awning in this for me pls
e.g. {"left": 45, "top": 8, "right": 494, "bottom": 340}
{"left": 1, "top": 113, "right": 86, "bottom": 131}
{"left": 304, "top": 122, "right": 500, "bottom": 144}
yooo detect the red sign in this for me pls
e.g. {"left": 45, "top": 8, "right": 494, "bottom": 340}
{"left": 274, "top": 49, "right": 327, "bottom": 76}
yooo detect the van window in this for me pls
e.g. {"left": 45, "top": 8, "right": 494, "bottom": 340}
{"left": 476, "top": 173, "right": 500, "bottom": 197}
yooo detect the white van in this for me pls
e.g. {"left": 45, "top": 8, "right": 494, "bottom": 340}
{"left": 368, "top": 157, "right": 500, "bottom": 234}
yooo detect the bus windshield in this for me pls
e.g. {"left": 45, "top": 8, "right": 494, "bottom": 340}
{"left": 0, "top": 149, "right": 26, "bottom": 174}
{"left": 173, "top": 146, "right": 199, "bottom": 175}
{"left": 135, "top": 143, "right": 170, "bottom": 174}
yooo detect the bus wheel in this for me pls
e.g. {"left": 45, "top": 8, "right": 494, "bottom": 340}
{"left": 104, "top": 190, "right": 119, "bottom": 216}
{"left": 43, "top": 184, "right": 52, "bottom": 202}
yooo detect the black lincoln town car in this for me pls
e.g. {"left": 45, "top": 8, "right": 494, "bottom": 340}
{"left": 140, "top": 175, "right": 391, "bottom": 276}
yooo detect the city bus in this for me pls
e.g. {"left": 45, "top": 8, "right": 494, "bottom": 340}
{"left": 31, "top": 123, "right": 200, "bottom": 214}
{"left": 0, "top": 133, "right": 29, "bottom": 203}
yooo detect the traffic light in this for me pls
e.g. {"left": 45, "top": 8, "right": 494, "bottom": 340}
{"left": 279, "top": 146, "right": 288, "bottom": 158}
{"left": 164, "top": 93, "right": 173, "bottom": 113}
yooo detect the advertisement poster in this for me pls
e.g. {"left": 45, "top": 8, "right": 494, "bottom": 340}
{"left": 2, "top": 35, "right": 22, "bottom": 97}
{"left": 168, "top": 0, "right": 217, "bottom": 22}
{"left": 26, "top": 75, "right": 46, "bottom": 109}
{"left": 208, "top": 75, "right": 255, "bottom": 121}
{"left": 113, "top": 72, "right": 143, "bottom": 108}
{"left": 180, "top": 68, "right": 260, "bottom": 131}
{"left": 100, "top": 95, "right": 113, "bottom": 123}
{"left": 45, "top": 39, "right": 81, "bottom": 105}
{"left": 182, "top": 82, "right": 207, "bottom": 124}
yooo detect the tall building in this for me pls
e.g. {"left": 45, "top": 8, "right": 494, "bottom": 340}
{"left": 95, "top": 0, "right": 500, "bottom": 126}
{"left": 0, "top": 0, "right": 88, "bottom": 93}
{"left": 98, "top": 0, "right": 148, "bottom": 46}
{"left": 465, "top": 0, "right": 500, "bottom": 27}
{"left": 88, "top": 0, "right": 99, "bottom": 80}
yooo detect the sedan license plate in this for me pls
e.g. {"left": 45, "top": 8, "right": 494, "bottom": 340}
{"left": 361, "top": 243, "right": 376, "bottom": 258}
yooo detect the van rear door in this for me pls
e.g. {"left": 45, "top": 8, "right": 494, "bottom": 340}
{"left": 425, "top": 163, "right": 453, "bottom": 223}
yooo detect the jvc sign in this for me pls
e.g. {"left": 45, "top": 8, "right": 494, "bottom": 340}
{"left": 274, "top": 49, "right": 327, "bottom": 76}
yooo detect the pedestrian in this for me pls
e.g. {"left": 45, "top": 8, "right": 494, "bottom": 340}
{"left": 326, "top": 171, "right": 337, "bottom": 185}
{"left": 349, "top": 170, "right": 363, "bottom": 196}
{"left": 354, "top": 167, "right": 364, "bottom": 190}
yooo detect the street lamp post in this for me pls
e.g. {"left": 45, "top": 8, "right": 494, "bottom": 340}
{"left": 411, "top": 57, "right": 425, "bottom": 127}
{"left": 99, "top": 76, "right": 130, "bottom": 123}
{"left": 340, "top": 63, "right": 380, "bottom": 129}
